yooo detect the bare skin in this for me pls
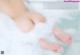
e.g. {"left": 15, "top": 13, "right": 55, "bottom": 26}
{"left": 0, "top": 0, "right": 46, "bottom": 32}
{"left": 39, "top": 38, "right": 64, "bottom": 53}
{"left": 0, "top": 0, "right": 17, "bottom": 17}
{"left": 53, "top": 28, "right": 72, "bottom": 46}
{"left": 14, "top": 12, "right": 46, "bottom": 32}
{"left": 0, "top": 0, "right": 72, "bottom": 53}
{"left": 39, "top": 28, "right": 72, "bottom": 53}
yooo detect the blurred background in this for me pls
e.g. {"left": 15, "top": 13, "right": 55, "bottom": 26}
{"left": 24, "top": 0, "right": 80, "bottom": 55}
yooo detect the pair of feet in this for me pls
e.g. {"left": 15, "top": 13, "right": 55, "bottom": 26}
{"left": 13, "top": 11, "right": 72, "bottom": 53}
{"left": 39, "top": 28, "right": 72, "bottom": 53}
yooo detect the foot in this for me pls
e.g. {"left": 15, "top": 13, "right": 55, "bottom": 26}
{"left": 13, "top": 11, "right": 46, "bottom": 32}
{"left": 53, "top": 28, "right": 72, "bottom": 46}
{"left": 14, "top": 12, "right": 34, "bottom": 32}
{"left": 39, "top": 38, "right": 64, "bottom": 53}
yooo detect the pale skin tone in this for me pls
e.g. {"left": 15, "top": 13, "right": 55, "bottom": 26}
{"left": 0, "top": 0, "right": 72, "bottom": 53}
